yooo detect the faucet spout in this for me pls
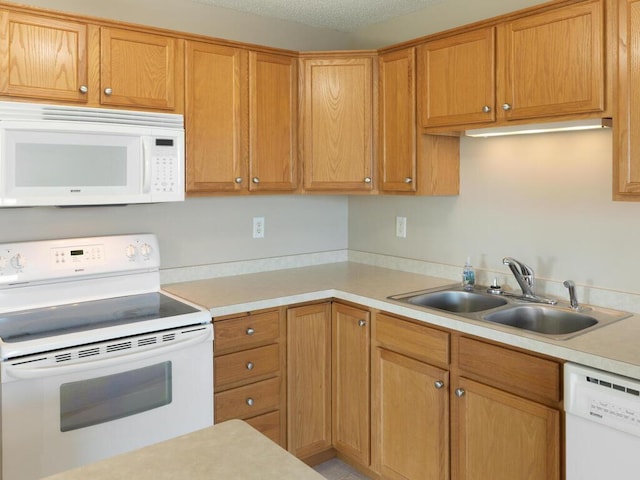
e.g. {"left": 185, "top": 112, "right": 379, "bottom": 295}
{"left": 502, "top": 257, "right": 535, "bottom": 296}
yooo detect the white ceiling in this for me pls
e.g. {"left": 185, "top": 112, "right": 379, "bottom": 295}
{"left": 189, "top": 0, "right": 445, "bottom": 32}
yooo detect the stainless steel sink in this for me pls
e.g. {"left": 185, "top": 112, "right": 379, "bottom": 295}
{"left": 482, "top": 305, "right": 597, "bottom": 335}
{"left": 388, "top": 284, "right": 631, "bottom": 340}
{"left": 406, "top": 290, "right": 507, "bottom": 313}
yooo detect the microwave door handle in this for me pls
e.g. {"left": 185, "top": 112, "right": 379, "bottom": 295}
{"left": 2, "top": 327, "right": 211, "bottom": 380}
{"left": 142, "top": 138, "right": 152, "bottom": 194}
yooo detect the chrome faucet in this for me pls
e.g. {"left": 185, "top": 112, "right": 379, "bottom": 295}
{"left": 502, "top": 257, "right": 557, "bottom": 305}
{"left": 563, "top": 280, "right": 580, "bottom": 310}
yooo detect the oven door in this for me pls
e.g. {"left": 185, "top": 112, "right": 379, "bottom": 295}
{"left": 1, "top": 324, "right": 213, "bottom": 480}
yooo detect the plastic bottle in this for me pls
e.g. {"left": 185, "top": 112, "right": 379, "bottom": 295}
{"left": 462, "top": 257, "right": 475, "bottom": 291}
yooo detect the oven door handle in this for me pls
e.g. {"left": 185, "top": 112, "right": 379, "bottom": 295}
{"left": 3, "top": 327, "right": 211, "bottom": 380}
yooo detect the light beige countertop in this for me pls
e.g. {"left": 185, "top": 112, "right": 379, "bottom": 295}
{"left": 43, "top": 420, "right": 324, "bottom": 480}
{"left": 164, "top": 262, "right": 640, "bottom": 379}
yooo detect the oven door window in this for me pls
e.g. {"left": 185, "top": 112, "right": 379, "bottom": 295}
{"left": 60, "top": 362, "right": 172, "bottom": 432}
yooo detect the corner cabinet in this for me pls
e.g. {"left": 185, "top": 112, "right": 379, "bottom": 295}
{"left": 185, "top": 41, "right": 298, "bottom": 194}
{"left": 300, "top": 53, "right": 375, "bottom": 193}
{"left": 419, "top": 0, "right": 607, "bottom": 130}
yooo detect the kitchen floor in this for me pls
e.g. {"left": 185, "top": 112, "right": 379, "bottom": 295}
{"left": 313, "top": 458, "right": 371, "bottom": 480}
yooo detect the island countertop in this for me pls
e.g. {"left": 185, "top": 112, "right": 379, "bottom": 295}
{"left": 43, "top": 420, "right": 324, "bottom": 480}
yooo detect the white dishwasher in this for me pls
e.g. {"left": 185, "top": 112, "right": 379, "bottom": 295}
{"left": 565, "top": 362, "right": 640, "bottom": 479}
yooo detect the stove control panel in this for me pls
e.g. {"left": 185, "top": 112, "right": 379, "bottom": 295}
{"left": 0, "top": 234, "right": 160, "bottom": 287}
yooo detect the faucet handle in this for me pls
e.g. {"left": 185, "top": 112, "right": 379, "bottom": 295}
{"left": 563, "top": 280, "right": 579, "bottom": 310}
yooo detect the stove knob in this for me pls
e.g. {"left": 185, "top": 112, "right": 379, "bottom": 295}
{"left": 10, "top": 253, "right": 26, "bottom": 269}
{"left": 125, "top": 244, "right": 138, "bottom": 259}
{"left": 140, "top": 243, "right": 153, "bottom": 258}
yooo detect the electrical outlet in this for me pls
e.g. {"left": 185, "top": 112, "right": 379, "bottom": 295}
{"left": 252, "top": 217, "right": 265, "bottom": 238}
{"left": 396, "top": 216, "right": 407, "bottom": 238}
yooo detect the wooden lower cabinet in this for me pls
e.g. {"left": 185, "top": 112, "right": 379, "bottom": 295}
{"left": 286, "top": 302, "right": 332, "bottom": 459}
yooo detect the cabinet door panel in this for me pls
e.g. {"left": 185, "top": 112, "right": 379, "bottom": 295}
{"left": 286, "top": 303, "right": 332, "bottom": 459}
{"left": 452, "top": 377, "right": 560, "bottom": 480}
{"left": 0, "top": 11, "right": 87, "bottom": 102}
{"left": 249, "top": 52, "right": 297, "bottom": 192}
{"left": 332, "top": 303, "right": 370, "bottom": 465}
{"left": 100, "top": 27, "right": 180, "bottom": 110}
{"left": 418, "top": 27, "right": 495, "bottom": 128}
{"left": 185, "top": 41, "right": 246, "bottom": 193}
{"left": 302, "top": 57, "right": 374, "bottom": 191}
{"left": 500, "top": 0, "right": 604, "bottom": 120}
{"left": 372, "top": 348, "right": 449, "bottom": 480}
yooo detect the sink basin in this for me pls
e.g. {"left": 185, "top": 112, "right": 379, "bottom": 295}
{"left": 483, "top": 305, "right": 597, "bottom": 336}
{"left": 404, "top": 290, "right": 508, "bottom": 313}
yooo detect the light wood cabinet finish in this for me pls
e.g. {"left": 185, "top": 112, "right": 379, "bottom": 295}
{"left": 99, "top": 27, "right": 183, "bottom": 111}
{"left": 418, "top": 27, "right": 496, "bottom": 128}
{"left": 300, "top": 55, "right": 375, "bottom": 192}
{"left": 245, "top": 410, "right": 282, "bottom": 445}
{"left": 451, "top": 376, "right": 560, "bottom": 480}
{"left": 331, "top": 302, "right": 370, "bottom": 466}
{"left": 0, "top": 10, "right": 88, "bottom": 102}
{"left": 286, "top": 302, "right": 332, "bottom": 459}
{"left": 248, "top": 51, "right": 298, "bottom": 192}
{"left": 214, "top": 343, "right": 280, "bottom": 389}
{"left": 214, "top": 309, "right": 280, "bottom": 355}
{"left": 214, "top": 376, "right": 281, "bottom": 422}
{"left": 614, "top": 0, "right": 640, "bottom": 199}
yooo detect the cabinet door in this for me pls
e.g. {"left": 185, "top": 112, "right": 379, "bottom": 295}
{"left": 451, "top": 377, "right": 560, "bottom": 480}
{"left": 0, "top": 11, "right": 88, "bottom": 103}
{"left": 372, "top": 348, "right": 449, "bottom": 480}
{"left": 499, "top": 0, "right": 604, "bottom": 121}
{"left": 185, "top": 41, "right": 247, "bottom": 193}
{"left": 379, "top": 48, "right": 417, "bottom": 192}
{"left": 418, "top": 27, "right": 495, "bottom": 128}
{"left": 301, "top": 56, "right": 374, "bottom": 192}
{"left": 249, "top": 51, "right": 298, "bottom": 192}
{"left": 332, "top": 303, "right": 370, "bottom": 465}
{"left": 286, "top": 303, "right": 332, "bottom": 459}
{"left": 100, "top": 27, "right": 182, "bottom": 111}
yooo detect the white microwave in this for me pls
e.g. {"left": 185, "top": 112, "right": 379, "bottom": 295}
{"left": 0, "top": 102, "right": 185, "bottom": 207}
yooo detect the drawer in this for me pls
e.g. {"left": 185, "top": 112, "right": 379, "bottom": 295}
{"left": 215, "top": 344, "right": 280, "bottom": 389}
{"left": 245, "top": 411, "right": 283, "bottom": 446}
{"left": 215, "top": 377, "right": 281, "bottom": 422}
{"left": 214, "top": 310, "right": 280, "bottom": 354}
{"left": 457, "top": 336, "right": 561, "bottom": 405}
{"left": 375, "top": 313, "right": 449, "bottom": 367}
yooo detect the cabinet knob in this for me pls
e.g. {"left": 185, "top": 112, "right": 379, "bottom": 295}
{"left": 235, "top": 177, "right": 243, "bottom": 184}
{"left": 104, "top": 87, "right": 113, "bottom": 96}
{"left": 364, "top": 177, "right": 372, "bottom": 184}
{"left": 252, "top": 177, "right": 260, "bottom": 184}
{"left": 246, "top": 361, "right": 254, "bottom": 371}
{"left": 79, "top": 85, "right": 88, "bottom": 94}
{"left": 404, "top": 177, "right": 413, "bottom": 184}
{"left": 358, "top": 319, "right": 366, "bottom": 327}
{"left": 502, "top": 103, "right": 512, "bottom": 111}
{"left": 434, "top": 381, "right": 445, "bottom": 389}
{"left": 246, "top": 397, "right": 254, "bottom": 406}
{"left": 482, "top": 105, "right": 491, "bottom": 113}
{"left": 455, "top": 388, "right": 466, "bottom": 397}
{"left": 246, "top": 327, "right": 255, "bottom": 336}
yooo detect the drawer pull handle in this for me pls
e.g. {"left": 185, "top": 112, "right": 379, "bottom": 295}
{"left": 79, "top": 85, "right": 88, "bottom": 94}
{"left": 246, "top": 361, "right": 254, "bottom": 370}
{"left": 246, "top": 327, "right": 255, "bottom": 336}
{"left": 246, "top": 397, "right": 254, "bottom": 406}
{"left": 358, "top": 319, "right": 366, "bottom": 327}
{"left": 104, "top": 87, "right": 113, "bottom": 96}
{"left": 455, "top": 388, "right": 466, "bottom": 397}
{"left": 434, "top": 381, "right": 445, "bottom": 389}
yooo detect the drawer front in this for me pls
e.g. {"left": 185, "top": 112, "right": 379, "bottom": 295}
{"left": 215, "top": 344, "right": 280, "bottom": 388}
{"left": 375, "top": 313, "right": 449, "bottom": 367}
{"left": 214, "top": 310, "right": 280, "bottom": 354}
{"left": 245, "top": 411, "right": 283, "bottom": 446}
{"left": 457, "top": 336, "right": 561, "bottom": 405}
{"left": 215, "top": 377, "right": 281, "bottom": 422}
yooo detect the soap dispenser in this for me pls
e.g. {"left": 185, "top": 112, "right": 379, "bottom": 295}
{"left": 462, "top": 257, "right": 475, "bottom": 291}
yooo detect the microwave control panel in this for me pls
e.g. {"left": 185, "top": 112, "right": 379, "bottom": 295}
{"left": 149, "top": 137, "right": 181, "bottom": 195}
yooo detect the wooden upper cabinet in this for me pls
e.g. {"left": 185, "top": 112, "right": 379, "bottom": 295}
{"left": 185, "top": 41, "right": 247, "bottom": 193}
{"left": 0, "top": 10, "right": 88, "bottom": 103}
{"left": 418, "top": 27, "right": 496, "bottom": 128}
{"left": 301, "top": 55, "right": 375, "bottom": 192}
{"left": 99, "top": 27, "right": 183, "bottom": 111}
{"left": 499, "top": 0, "right": 605, "bottom": 121}
{"left": 248, "top": 51, "right": 298, "bottom": 192}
